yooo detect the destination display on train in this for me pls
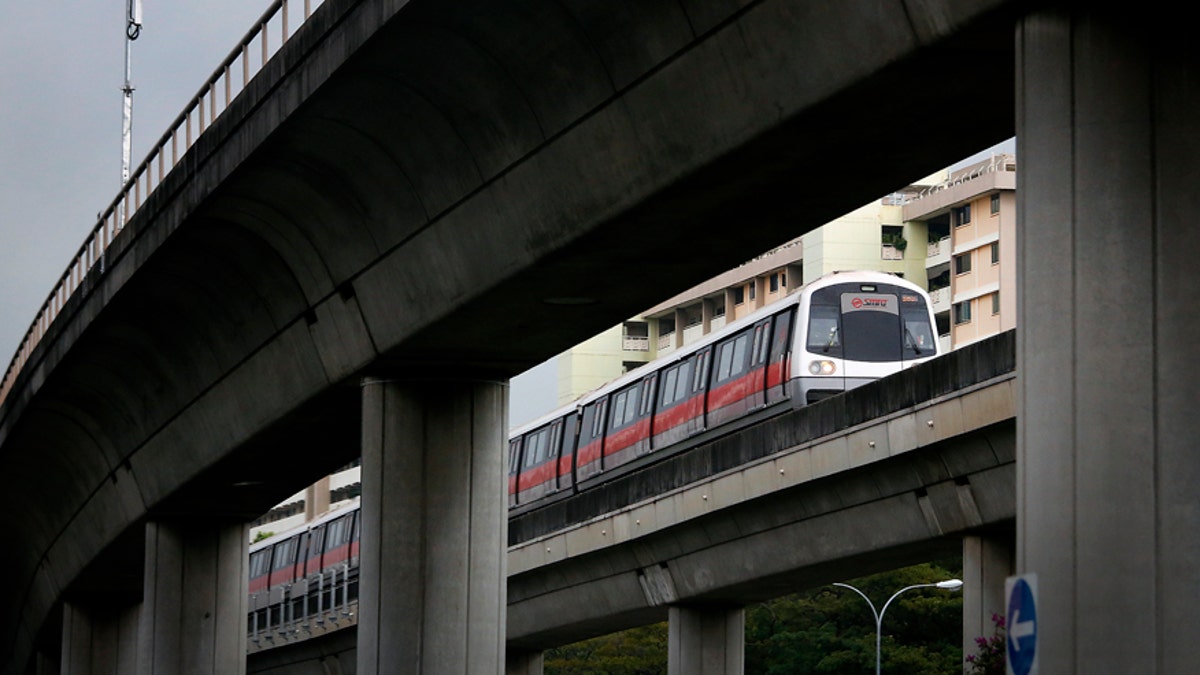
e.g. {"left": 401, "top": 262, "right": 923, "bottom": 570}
{"left": 841, "top": 293, "right": 899, "bottom": 314}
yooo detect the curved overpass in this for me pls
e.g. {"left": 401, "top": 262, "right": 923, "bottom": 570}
{"left": 0, "top": 0, "right": 1023, "bottom": 669}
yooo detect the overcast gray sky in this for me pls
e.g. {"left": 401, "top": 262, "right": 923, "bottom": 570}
{"left": 0, "top": 2, "right": 275, "bottom": 371}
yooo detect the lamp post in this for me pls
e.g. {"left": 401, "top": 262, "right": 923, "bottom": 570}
{"left": 832, "top": 578, "right": 963, "bottom": 675}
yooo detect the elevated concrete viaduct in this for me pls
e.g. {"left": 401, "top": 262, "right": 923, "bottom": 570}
{"left": 237, "top": 332, "right": 1017, "bottom": 673}
{"left": 4, "top": 0, "right": 1199, "bottom": 672}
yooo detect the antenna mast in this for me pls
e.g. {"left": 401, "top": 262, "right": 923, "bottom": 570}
{"left": 120, "top": 0, "right": 143, "bottom": 210}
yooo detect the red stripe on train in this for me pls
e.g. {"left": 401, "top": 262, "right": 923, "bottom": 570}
{"left": 604, "top": 418, "right": 651, "bottom": 457}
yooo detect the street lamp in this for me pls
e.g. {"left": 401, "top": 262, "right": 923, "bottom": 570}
{"left": 832, "top": 578, "right": 963, "bottom": 675}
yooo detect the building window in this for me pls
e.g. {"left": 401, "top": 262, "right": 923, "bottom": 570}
{"left": 954, "top": 252, "right": 972, "bottom": 275}
{"left": 769, "top": 273, "right": 779, "bottom": 293}
{"left": 954, "top": 204, "right": 971, "bottom": 226}
{"left": 991, "top": 241, "right": 1000, "bottom": 265}
{"left": 732, "top": 287, "right": 745, "bottom": 305}
{"left": 780, "top": 272, "right": 787, "bottom": 288}
{"left": 991, "top": 193, "right": 1000, "bottom": 215}
{"left": 992, "top": 292, "right": 1001, "bottom": 315}
{"left": 748, "top": 283, "right": 756, "bottom": 301}
{"left": 954, "top": 301, "right": 972, "bottom": 325}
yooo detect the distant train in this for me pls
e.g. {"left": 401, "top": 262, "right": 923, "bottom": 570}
{"left": 247, "top": 270, "right": 938, "bottom": 608}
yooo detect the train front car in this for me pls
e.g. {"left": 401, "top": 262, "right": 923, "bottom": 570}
{"left": 796, "top": 271, "right": 938, "bottom": 404}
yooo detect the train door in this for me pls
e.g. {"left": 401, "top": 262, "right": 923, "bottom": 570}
{"left": 651, "top": 354, "right": 704, "bottom": 448}
{"left": 323, "top": 514, "right": 353, "bottom": 570}
{"left": 507, "top": 437, "right": 522, "bottom": 507}
{"left": 766, "top": 309, "right": 795, "bottom": 405}
{"left": 249, "top": 548, "right": 272, "bottom": 597}
{"left": 706, "top": 329, "right": 754, "bottom": 427}
{"left": 517, "top": 422, "right": 558, "bottom": 504}
{"left": 600, "top": 374, "right": 655, "bottom": 472}
{"left": 267, "top": 536, "right": 299, "bottom": 604}
{"left": 575, "top": 398, "right": 608, "bottom": 481}
{"left": 305, "top": 524, "right": 326, "bottom": 577}
{"left": 350, "top": 509, "right": 361, "bottom": 568}
{"left": 291, "top": 530, "right": 310, "bottom": 595}
{"left": 745, "top": 318, "right": 772, "bottom": 410}
{"left": 557, "top": 413, "right": 579, "bottom": 493}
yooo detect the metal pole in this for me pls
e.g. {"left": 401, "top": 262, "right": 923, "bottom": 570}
{"left": 833, "top": 579, "right": 963, "bottom": 674}
{"left": 120, "top": 0, "right": 142, "bottom": 219}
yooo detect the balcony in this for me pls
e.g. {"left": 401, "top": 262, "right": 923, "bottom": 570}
{"left": 623, "top": 335, "right": 650, "bottom": 351}
{"left": 881, "top": 244, "right": 904, "bottom": 261}
{"left": 930, "top": 286, "right": 951, "bottom": 314}
{"left": 926, "top": 236, "right": 951, "bottom": 268}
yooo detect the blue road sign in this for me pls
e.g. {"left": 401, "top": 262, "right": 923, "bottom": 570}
{"left": 1006, "top": 575, "right": 1038, "bottom": 675}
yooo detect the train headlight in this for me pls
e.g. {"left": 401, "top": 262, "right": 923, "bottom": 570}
{"left": 808, "top": 360, "right": 836, "bottom": 375}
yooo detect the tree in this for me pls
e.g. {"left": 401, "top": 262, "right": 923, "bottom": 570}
{"left": 545, "top": 560, "right": 964, "bottom": 674}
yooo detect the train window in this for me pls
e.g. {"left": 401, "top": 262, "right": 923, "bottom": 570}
{"left": 250, "top": 550, "right": 271, "bottom": 578}
{"left": 508, "top": 439, "right": 522, "bottom": 475}
{"left": 273, "top": 538, "right": 297, "bottom": 571}
{"left": 693, "top": 351, "right": 710, "bottom": 392}
{"left": 312, "top": 525, "right": 326, "bottom": 554}
{"left": 639, "top": 378, "right": 654, "bottom": 416}
{"left": 675, "top": 359, "right": 693, "bottom": 400}
{"left": 326, "top": 517, "right": 350, "bottom": 552}
{"left": 661, "top": 367, "right": 679, "bottom": 406}
{"left": 522, "top": 434, "right": 536, "bottom": 467}
{"left": 751, "top": 323, "right": 771, "bottom": 365}
{"left": 771, "top": 310, "right": 793, "bottom": 359}
{"left": 902, "top": 306, "right": 935, "bottom": 355}
{"left": 523, "top": 429, "right": 548, "bottom": 468}
{"left": 624, "top": 387, "right": 639, "bottom": 423}
{"left": 806, "top": 305, "right": 841, "bottom": 355}
{"left": 714, "top": 333, "right": 749, "bottom": 383}
{"left": 550, "top": 421, "right": 563, "bottom": 460}
{"left": 587, "top": 400, "right": 606, "bottom": 438}
{"left": 610, "top": 392, "right": 627, "bottom": 428}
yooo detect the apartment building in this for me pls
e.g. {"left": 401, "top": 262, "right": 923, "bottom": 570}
{"left": 902, "top": 154, "right": 1017, "bottom": 350}
{"left": 552, "top": 185, "right": 937, "bottom": 405}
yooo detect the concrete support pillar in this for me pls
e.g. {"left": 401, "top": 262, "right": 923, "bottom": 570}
{"left": 1017, "top": 6, "right": 1200, "bottom": 671}
{"left": 961, "top": 533, "right": 1013, "bottom": 659}
{"left": 701, "top": 297, "right": 715, "bottom": 335}
{"left": 505, "top": 649, "right": 543, "bottom": 675}
{"left": 138, "top": 520, "right": 247, "bottom": 674}
{"left": 358, "top": 378, "right": 508, "bottom": 674}
{"left": 668, "top": 605, "right": 743, "bottom": 675}
{"left": 61, "top": 601, "right": 139, "bottom": 674}
{"left": 304, "top": 475, "right": 331, "bottom": 521}
{"left": 673, "top": 308, "right": 686, "bottom": 348}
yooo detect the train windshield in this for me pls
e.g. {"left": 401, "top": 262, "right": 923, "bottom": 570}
{"left": 806, "top": 285, "right": 935, "bottom": 362}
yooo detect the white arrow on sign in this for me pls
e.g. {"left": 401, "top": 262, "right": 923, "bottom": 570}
{"left": 1009, "top": 608, "right": 1035, "bottom": 651}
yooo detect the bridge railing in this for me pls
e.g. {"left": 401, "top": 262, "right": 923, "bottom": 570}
{"left": 0, "top": 0, "right": 327, "bottom": 408}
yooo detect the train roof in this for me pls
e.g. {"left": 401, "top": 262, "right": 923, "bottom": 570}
{"left": 248, "top": 497, "right": 361, "bottom": 555}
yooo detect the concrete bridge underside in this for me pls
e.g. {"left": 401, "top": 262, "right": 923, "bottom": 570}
{"left": 0, "top": 0, "right": 1024, "bottom": 667}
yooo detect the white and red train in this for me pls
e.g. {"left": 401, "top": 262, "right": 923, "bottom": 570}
{"left": 507, "top": 270, "right": 938, "bottom": 509}
{"left": 248, "top": 270, "right": 938, "bottom": 602}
